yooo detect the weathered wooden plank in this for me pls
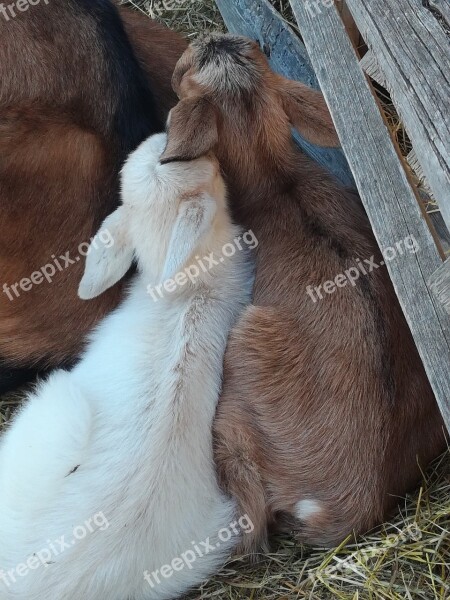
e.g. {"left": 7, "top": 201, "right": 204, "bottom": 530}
{"left": 429, "top": 259, "right": 450, "bottom": 314}
{"left": 359, "top": 63, "right": 450, "bottom": 253}
{"left": 428, "top": 210, "right": 450, "bottom": 255}
{"left": 359, "top": 62, "right": 450, "bottom": 255}
{"left": 360, "top": 51, "right": 386, "bottom": 87}
{"left": 337, "top": 0, "right": 360, "bottom": 48}
{"left": 344, "top": 0, "right": 450, "bottom": 234}
{"left": 361, "top": 55, "right": 450, "bottom": 254}
{"left": 289, "top": 0, "right": 450, "bottom": 431}
{"left": 413, "top": 185, "right": 450, "bottom": 257}
{"left": 407, "top": 149, "right": 432, "bottom": 196}
{"left": 428, "top": 0, "right": 450, "bottom": 28}
{"left": 214, "top": 0, "right": 355, "bottom": 187}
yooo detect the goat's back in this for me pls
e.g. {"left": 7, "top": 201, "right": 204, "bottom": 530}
{"left": 0, "top": 1, "right": 186, "bottom": 392}
{"left": 215, "top": 159, "right": 446, "bottom": 548}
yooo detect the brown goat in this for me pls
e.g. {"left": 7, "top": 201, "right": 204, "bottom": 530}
{"left": 161, "top": 34, "right": 447, "bottom": 551}
{"left": 0, "top": 1, "right": 186, "bottom": 393}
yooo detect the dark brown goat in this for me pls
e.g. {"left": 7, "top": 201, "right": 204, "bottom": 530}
{"left": 161, "top": 34, "right": 447, "bottom": 551}
{"left": 0, "top": 0, "right": 186, "bottom": 392}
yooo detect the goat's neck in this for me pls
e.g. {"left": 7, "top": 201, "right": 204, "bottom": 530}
{"left": 220, "top": 137, "right": 354, "bottom": 215}
{"left": 219, "top": 125, "right": 297, "bottom": 186}
{"left": 126, "top": 239, "right": 251, "bottom": 465}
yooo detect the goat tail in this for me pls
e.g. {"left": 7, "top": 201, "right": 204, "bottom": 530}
{"left": 214, "top": 433, "right": 269, "bottom": 561}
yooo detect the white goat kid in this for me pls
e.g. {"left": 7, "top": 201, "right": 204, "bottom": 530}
{"left": 0, "top": 133, "right": 254, "bottom": 600}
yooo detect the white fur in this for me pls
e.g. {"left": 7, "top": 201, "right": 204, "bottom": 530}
{"left": 0, "top": 133, "right": 254, "bottom": 600}
{"left": 295, "top": 500, "right": 322, "bottom": 521}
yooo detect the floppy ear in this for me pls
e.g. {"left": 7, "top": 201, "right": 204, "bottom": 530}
{"left": 278, "top": 76, "right": 340, "bottom": 147}
{"left": 78, "top": 206, "right": 133, "bottom": 300}
{"left": 161, "top": 194, "right": 217, "bottom": 282}
{"left": 160, "top": 97, "right": 219, "bottom": 164}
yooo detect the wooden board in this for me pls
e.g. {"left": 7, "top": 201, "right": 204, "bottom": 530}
{"left": 428, "top": 211, "right": 450, "bottom": 256}
{"left": 289, "top": 0, "right": 450, "bottom": 431}
{"left": 344, "top": 0, "right": 450, "bottom": 234}
{"left": 429, "top": 259, "right": 450, "bottom": 315}
{"left": 214, "top": 0, "right": 355, "bottom": 188}
{"left": 428, "top": 0, "right": 450, "bottom": 28}
{"left": 359, "top": 50, "right": 386, "bottom": 87}
{"left": 337, "top": 0, "right": 360, "bottom": 48}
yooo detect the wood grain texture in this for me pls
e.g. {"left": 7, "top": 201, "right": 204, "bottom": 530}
{"left": 428, "top": 210, "right": 450, "bottom": 255}
{"left": 345, "top": 0, "right": 450, "bottom": 234}
{"left": 429, "top": 259, "right": 450, "bottom": 315}
{"left": 337, "top": 0, "right": 360, "bottom": 47}
{"left": 289, "top": 0, "right": 450, "bottom": 431}
{"left": 407, "top": 149, "right": 433, "bottom": 197}
{"left": 428, "top": 0, "right": 450, "bottom": 27}
{"left": 360, "top": 50, "right": 386, "bottom": 87}
{"left": 214, "top": 0, "right": 355, "bottom": 187}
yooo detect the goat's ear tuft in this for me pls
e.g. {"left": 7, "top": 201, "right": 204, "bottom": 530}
{"left": 278, "top": 76, "right": 340, "bottom": 148}
{"left": 161, "top": 194, "right": 217, "bottom": 282}
{"left": 78, "top": 206, "right": 133, "bottom": 300}
{"left": 160, "top": 97, "right": 219, "bottom": 164}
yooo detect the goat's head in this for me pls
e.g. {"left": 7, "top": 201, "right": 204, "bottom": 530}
{"left": 79, "top": 133, "right": 227, "bottom": 299}
{"left": 161, "top": 34, "right": 340, "bottom": 178}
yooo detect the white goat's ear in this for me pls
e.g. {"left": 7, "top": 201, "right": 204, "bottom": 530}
{"left": 162, "top": 194, "right": 217, "bottom": 282}
{"left": 78, "top": 206, "right": 133, "bottom": 300}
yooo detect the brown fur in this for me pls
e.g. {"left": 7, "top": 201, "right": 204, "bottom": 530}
{"left": 163, "top": 34, "right": 447, "bottom": 551}
{"left": 118, "top": 6, "right": 186, "bottom": 123}
{"left": 162, "top": 97, "right": 219, "bottom": 163}
{"left": 0, "top": 2, "right": 186, "bottom": 374}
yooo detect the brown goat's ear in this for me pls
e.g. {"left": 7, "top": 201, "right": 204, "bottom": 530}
{"left": 160, "top": 97, "right": 218, "bottom": 164}
{"left": 278, "top": 76, "right": 340, "bottom": 148}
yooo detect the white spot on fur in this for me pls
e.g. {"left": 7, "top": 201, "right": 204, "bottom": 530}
{"left": 295, "top": 499, "right": 322, "bottom": 521}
